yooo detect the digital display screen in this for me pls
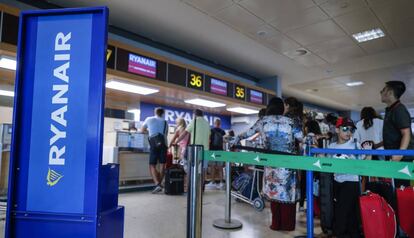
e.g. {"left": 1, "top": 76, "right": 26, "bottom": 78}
{"left": 168, "top": 64, "right": 187, "bottom": 86}
{"left": 234, "top": 84, "right": 246, "bottom": 101}
{"left": 187, "top": 70, "right": 204, "bottom": 91}
{"left": 106, "top": 45, "right": 115, "bottom": 69}
{"left": 249, "top": 89, "right": 263, "bottom": 104}
{"left": 128, "top": 53, "right": 157, "bottom": 78}
{"left": 210, "top": 78, "right": 228, "bottom": 96}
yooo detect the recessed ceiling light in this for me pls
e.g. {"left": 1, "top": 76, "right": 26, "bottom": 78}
{"left": 184, "top": 98, "right": 225, "bottom": 108}
{"left": 0, "top": 56, "right": 16, "bottom": 70}
{"left": 227, "top": 107, "right": 259, "bottom": 115}
{"left": 256, "top": 30, "right": 267, "bottom": 36}
{"left": 106, "top": 80, "right": 159, "bottom": 95}
{"left": 0, "top": 89, "right": 14, "bottom": 97}
{"left": 294, "top": 49, "right": 308, "bottom": 56}
{"left": 346, "top": 81, "right": 364, "bottom": 87}
{"left": 352, "top": 28, "right": 385, "bottom": 43}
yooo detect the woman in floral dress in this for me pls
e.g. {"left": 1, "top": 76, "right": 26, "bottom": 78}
{"left": 234, "top": 97, "right": 302, "bottom": 231}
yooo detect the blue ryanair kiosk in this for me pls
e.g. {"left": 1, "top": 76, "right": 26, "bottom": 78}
{"left": 5, "top": 7, "right": 125, "bottom": 238}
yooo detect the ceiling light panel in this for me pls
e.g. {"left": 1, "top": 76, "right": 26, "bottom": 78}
{"left": 106, "top": 80, "right": 159, "bottom": 95}
{"left": 184, "top": 98, "right": 226, "bottom": 108}
{"left": 227, "top": 107, "right": 259, "bottom": 115}
{"left": 352, "top": 28, "right": 385, "bottom": 43}
{"left": 346, "top": 81, "right": 364, "bottom": 87}
{"left": 0, "top": 89, "right": 14, "bottom": 97}
{"left": 0, "top": 56, "right": 17, "bottom": 70}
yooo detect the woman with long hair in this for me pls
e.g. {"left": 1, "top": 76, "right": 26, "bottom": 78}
{"left": 284, "top": 97, "right": 304, "bottom": 154}
{"left": 355, "top": 107, "right": 384, "bottom": 152}
{"left": 169, "top": 117, "right": 190, "bottom": 161}
{"left": 298, "top": 120, "right": 323, "bottom": 211}
{"left": 234, "top": 97, "right": 302, "bottom": 231}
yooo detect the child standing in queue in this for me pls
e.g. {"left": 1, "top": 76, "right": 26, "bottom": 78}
{"left": 329, "top": 117, "right": 371, "bottom": 238}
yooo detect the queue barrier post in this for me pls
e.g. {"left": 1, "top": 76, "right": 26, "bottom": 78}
{"left": 213, "top": 143, "right": 243, "bottom": 229}
{"left": 305, "top": 170, "right": 314, "bottom": 238}
{"left": 295, "top": 138, "right": 315, "bottom": 238}
{"left": 187, "top": 145, "right": 204, "bottom": 238}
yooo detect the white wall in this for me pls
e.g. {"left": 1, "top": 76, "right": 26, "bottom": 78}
{"left": 0, "top": 106, "right": 13, "bottom": 124}
{"left": 231, "top": 114, "right": 258, "bottom": 135}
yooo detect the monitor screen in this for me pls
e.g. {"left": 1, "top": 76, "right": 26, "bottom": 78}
{"left": 210, "top": 78, "right": 228, "bottom": 96}
{"left": 250, "top": 89, "right": 263, "bottom": 104}
{"left": 128, "top": 53, "right": 157, "bottom": 78}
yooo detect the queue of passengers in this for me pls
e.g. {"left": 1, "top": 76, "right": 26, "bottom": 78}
{"left": 230, "top": 80, "right": 413, "bottom": 237}
{"left": 140, "top": 80, "right": 413, "bottom": 237}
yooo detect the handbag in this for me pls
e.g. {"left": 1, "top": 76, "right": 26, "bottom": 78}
{"left": 149, "top": 121, "right": 167, "bottom": 149}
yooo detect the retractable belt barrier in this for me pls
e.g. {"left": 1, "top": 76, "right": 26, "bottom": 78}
{"left": 187, "top": 147, "right": 414, "bottom": 238}
{"left": 204, "top": 150, "right": 414, "bottom": 180}
{"left": 186, "top": 148, "right": 413, "bottom": 238}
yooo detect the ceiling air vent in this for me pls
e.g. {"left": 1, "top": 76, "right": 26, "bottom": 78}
{"left": 283, "top": 48, "right": 309, "bottom": 58}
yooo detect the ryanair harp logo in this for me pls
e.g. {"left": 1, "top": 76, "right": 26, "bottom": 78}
{"left": 47, "top": 168, "right": 63, "bottom": 186}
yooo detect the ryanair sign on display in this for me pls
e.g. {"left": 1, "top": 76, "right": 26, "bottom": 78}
{"left": 24, "top": 15, "right": 94, "bottom": 214}
{"left": 140, "top": 102, "right": 231, "bottom": 129}
{"left": 6, "top": 7, "right": 126, "bottom": 238}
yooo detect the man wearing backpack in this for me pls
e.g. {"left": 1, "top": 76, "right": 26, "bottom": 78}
{"left": 206, "top": 119, "right": 226, "bottom": 189}
{"left": 141, "top": 107, "right": 168, "bottom": 193}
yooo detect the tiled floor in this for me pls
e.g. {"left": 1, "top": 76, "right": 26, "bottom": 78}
{"left": 0, "top": 190, "right": 323, "bottom": 238}
{"left": 122, "top": 190, "right": 322, "bottom": 238}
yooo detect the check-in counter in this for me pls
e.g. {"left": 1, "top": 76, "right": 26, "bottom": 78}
{"left": 0, "top": 124, "right": 12, "bottom": 196}
{"left": 0, "top": 149, "right": 9, "bottom": 196}
{"left": 104, "top": 131, "right": 152, "bottom": 185}
{"left": 118, "top": 151, "right": 151, "bottom": 183}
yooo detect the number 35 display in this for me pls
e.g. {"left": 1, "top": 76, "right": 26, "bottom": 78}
{"left": 234, "top": 85, "right": 246, "bottom": 101}
{"left": 187, "top": 70, "right": 204, "bottom": 90}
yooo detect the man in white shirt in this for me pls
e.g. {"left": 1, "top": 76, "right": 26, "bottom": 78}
{"left": 141, "top": 107, "right": 168, "bottom": 193}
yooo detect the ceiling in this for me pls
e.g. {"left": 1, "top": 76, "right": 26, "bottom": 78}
{"left": 18, "top": 0, "right": 414, "bottom": 110}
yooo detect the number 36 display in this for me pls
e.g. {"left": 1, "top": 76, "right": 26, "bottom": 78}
{"left": 187, "top": 70, "right": 204, "bottom": 90}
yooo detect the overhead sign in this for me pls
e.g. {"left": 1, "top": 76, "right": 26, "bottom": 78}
{"left": 140, "top": 102, "right": 231, "bottom": 129}
{"left": 209, "top": 77, "right": 228, "bottom": 96}
{"left": 128, "top": 53, "right": 157, "bottom": 78}
{"left": 249, "top": 89, "right": 263, "bottom": 104}
{"left": 187, "top": 70, "right": 204, "bottom": 91}
{"left": 234, "top": 84, "right": 246, "bottom": 101}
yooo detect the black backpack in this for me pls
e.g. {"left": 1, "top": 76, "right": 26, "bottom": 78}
{"left": 211, "top": 129, "right": 224, "bottom": 149}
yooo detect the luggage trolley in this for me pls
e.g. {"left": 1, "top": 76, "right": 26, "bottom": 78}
{"left": 231, "top": 165, "right": 265, "bottom": 211}
{"left": 225, "top": 140, "right": 265, "bottom": 211}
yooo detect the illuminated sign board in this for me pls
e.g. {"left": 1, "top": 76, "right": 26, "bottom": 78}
{"left": 128, "top": 53, "right": 157, "bottom": 78}
{"left": 234, "top": 84, "right": 246, "bottom": 101}
{"left": 187, "top": 70, "right": 204, "bottom": 91}
{"left": 209, "top": 78, "right": 228, "bottom": 96}
{"left": 249, "top": 89, "right": 263, "bottom": 104}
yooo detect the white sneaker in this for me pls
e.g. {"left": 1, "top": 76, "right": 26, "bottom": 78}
{"left": 216, "top": 182, "right": 224, "bottom": 190}
{"left": 152, "top": 185, "right": 163, "bottom": 194}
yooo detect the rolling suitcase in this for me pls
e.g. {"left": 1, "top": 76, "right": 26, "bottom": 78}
{"left": 164, "top": 167, "right": 184, "bottom": 195}
{"left": 166, "top": 151, "right": 173, "bottom": 169}
{"left": 365, "top": 180, "right": 396, "bottom": 209}
{"left": 319, "top": 172, "right": 334, "bottom": 234}
{"left": 359, "top": 192, "right": 397, "bottom": 238}
{"left": 396, "top": 187, "right": 414, "bottom": 237}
